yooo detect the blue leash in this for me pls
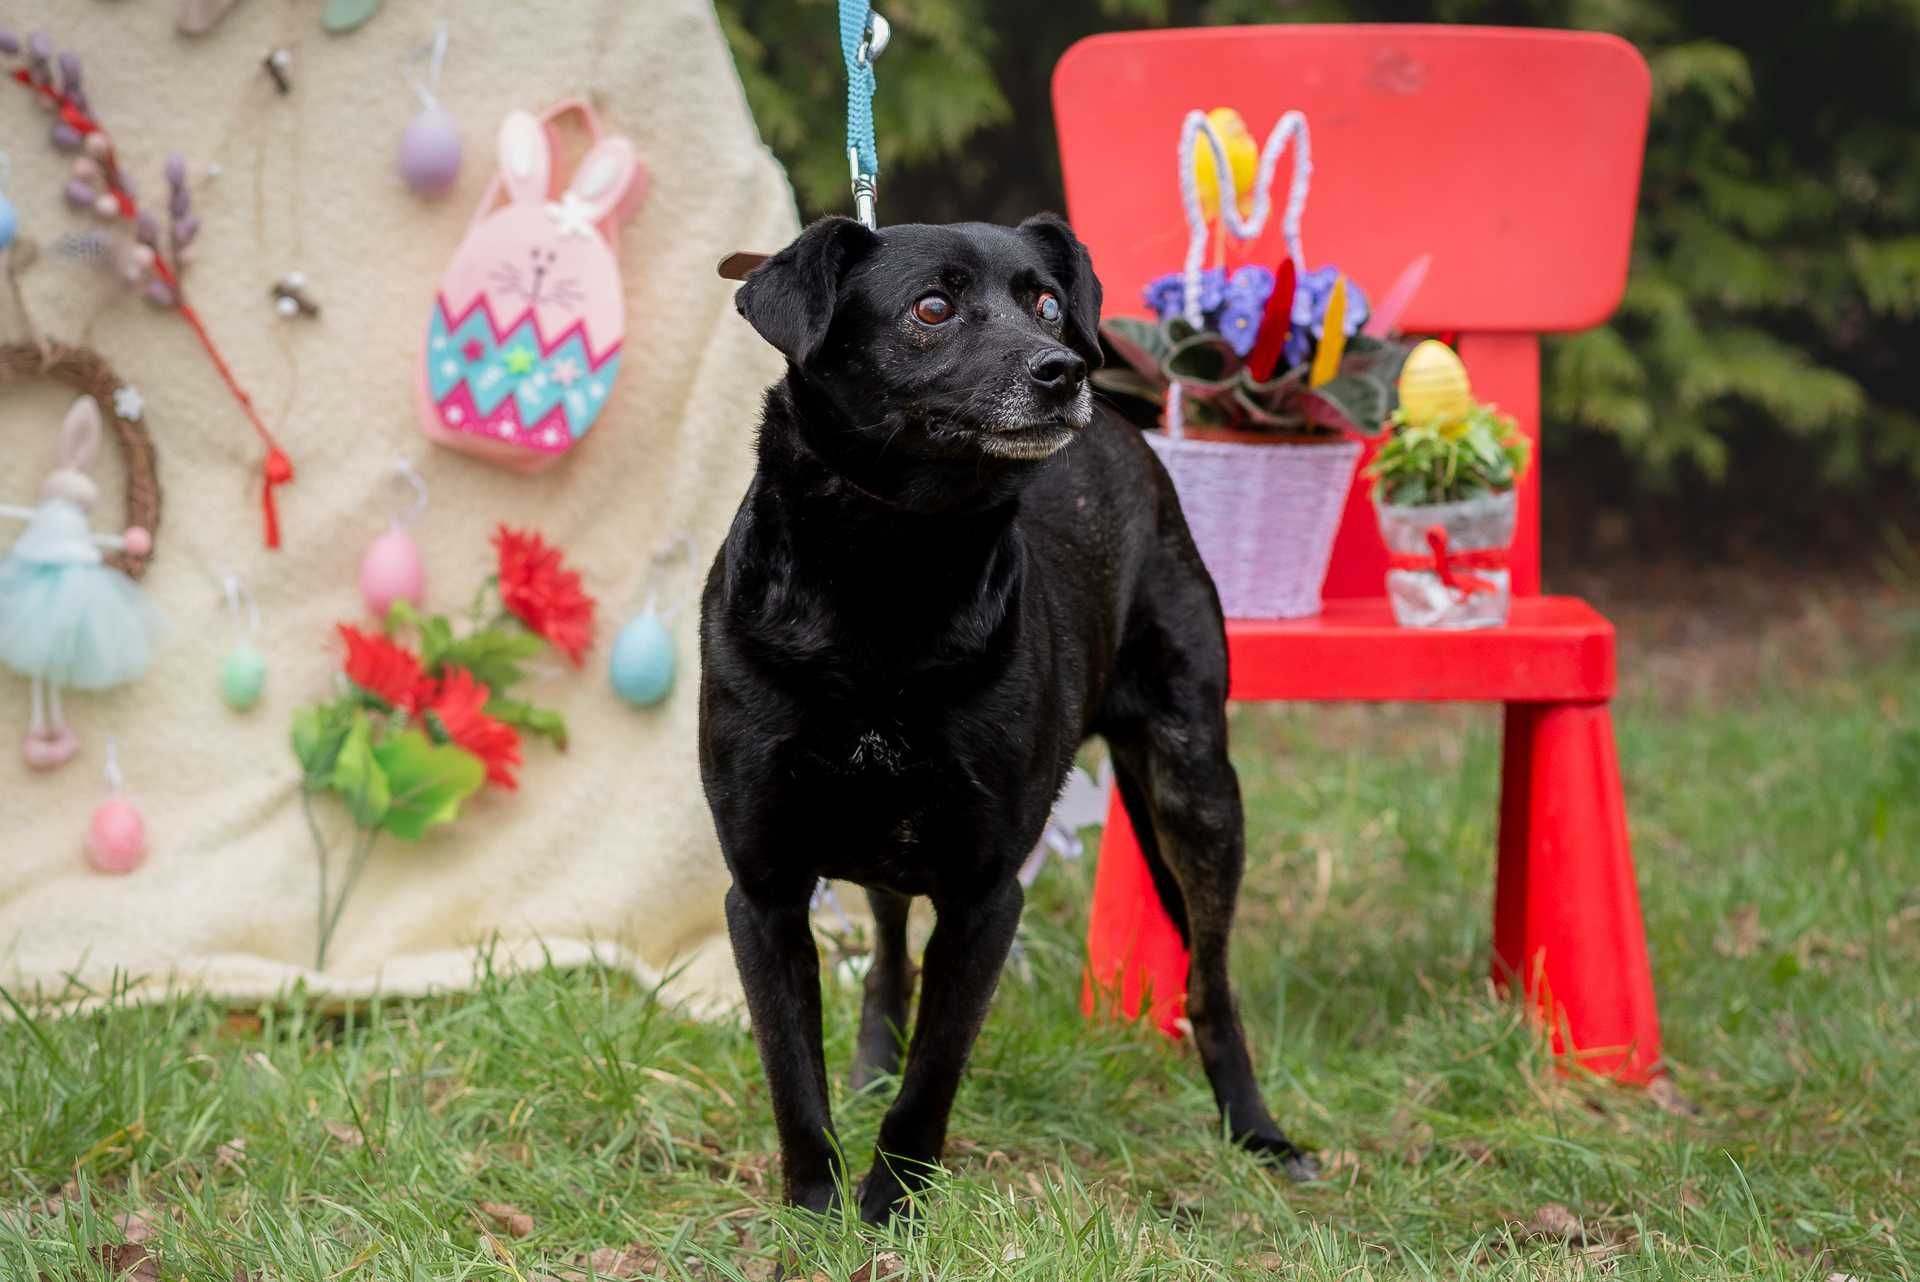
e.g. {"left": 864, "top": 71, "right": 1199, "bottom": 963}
{"left": 839, "top": 0, "right": 886, "bottom": 227}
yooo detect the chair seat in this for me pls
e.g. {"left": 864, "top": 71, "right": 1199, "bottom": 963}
{"left": 1227, "top": 596, "right": 1615, "bottom": 703}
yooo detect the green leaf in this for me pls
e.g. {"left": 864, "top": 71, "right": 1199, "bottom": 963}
{"left": 292, "top": 702, "right": 352, "bottom": 784}
{"left": 372, "top": 730, "right": 484, "bottom": 841}
{"left": 328, "top": 711, "right": 391, "bottom": 829}
{"left": 487, "top": 696, "right": 570, "bottom": 752}
{"left": 1099, "top": 317, "right": 1175, "bottom": 391}
{"left": 1162, "top": 330, "right": 1244, "bottom": 395}
{"left": 384, "top": 598, "right": 422, "bottom": 637}
{"left": 1298, "top": 372, "right": 1393, "bottom": 436}
{"left": 433, "top": 628, "right": 546, "bottom": 691}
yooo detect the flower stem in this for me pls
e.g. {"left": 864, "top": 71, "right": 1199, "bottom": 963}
{"left": 318, "top": 828, "right": 381, "bottom": 969}
{"left": 301, "top": 788, "right": 332, "bottom": 970}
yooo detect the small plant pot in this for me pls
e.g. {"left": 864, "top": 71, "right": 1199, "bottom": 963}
{"left": 1374, "top": 490, "right": 1517, "bottom": 629}
{"left": 1146, "top": 425, "right": 1361, "bottom": 619}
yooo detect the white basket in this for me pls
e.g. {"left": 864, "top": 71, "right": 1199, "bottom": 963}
{"left": 1146, "top": 430, "right": 1361, "bottom": 619}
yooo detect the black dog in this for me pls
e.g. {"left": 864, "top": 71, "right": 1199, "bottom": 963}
{"left": 699, "top": 214, "right": 1315, "bottom": 1222}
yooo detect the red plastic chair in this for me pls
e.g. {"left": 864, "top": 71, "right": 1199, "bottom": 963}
{"left": 1054, "top": 24, "right": 1662, "bottom": 1081}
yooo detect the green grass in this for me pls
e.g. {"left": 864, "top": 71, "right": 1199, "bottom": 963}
{"left": 3, "top": 647, "right": 1916, "bottom": 1281}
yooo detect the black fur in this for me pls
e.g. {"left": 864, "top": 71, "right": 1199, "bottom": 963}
{"left": 700, "top": 214, "right": 1315, "bottom": 1222}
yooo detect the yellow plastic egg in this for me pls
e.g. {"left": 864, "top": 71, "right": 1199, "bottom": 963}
{"left": 1191, "top": 107, "right": 1259, "bottom": 222}
{"left": 1397, "top": 339, "right": 1474, "bottom": 424}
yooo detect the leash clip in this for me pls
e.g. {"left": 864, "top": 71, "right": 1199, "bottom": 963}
{"left": 849, "top": 148, "right": 878, "bottom": 230}
{"left": 856, "top": 12, "right": 890, "bottom": 66}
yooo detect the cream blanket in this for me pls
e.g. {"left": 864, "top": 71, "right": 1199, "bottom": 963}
{"left": 0, "top": 0, "right": 796, "bottom": 1012}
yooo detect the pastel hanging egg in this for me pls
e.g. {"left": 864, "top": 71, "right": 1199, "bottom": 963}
{"left": 360, "top": 525, "right": 425, "bottom": 619}
{"left": 221, "top": 643, "right": 268, "bottom": 710}
{"left": 87, "top": 798, "right": 147, "bottom": 874}
{"left": 610, "top": 613, "right": 676, "bottom": 706}
{"left": 399, "top": 104, "right": 462, "bottom": 196}
{"left": 0, "top": 192, "right": 17, "bottom": 252}
{"left": 1397, "top": 339, "right": 1474, "bottom": 424}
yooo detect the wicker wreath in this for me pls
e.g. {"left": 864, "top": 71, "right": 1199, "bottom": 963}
{"left": 2, "top": 340, "right": 160, "bottom": 579}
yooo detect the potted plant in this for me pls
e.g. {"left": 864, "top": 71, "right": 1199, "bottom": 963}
{"left": 1095, "top": 265, "right": 1416, "bottom": 619}
{"left": 1365, "top": 340, "right": 1532, "bottom": 629}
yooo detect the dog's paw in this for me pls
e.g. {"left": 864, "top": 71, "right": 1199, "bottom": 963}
{"left": 856, "top": 1162, "right": 926, "bottom": 1224}
{"left": 1240, "top": 1134, "right": 1320, "bottom": 1182}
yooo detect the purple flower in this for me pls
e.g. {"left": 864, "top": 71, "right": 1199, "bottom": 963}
{"left": 1144, "top": 268, "right": 1226, "bottom": 323}
{"left": 1217, "top": 266, "right": 1274, "bottom": 356}
{"left": 1144, "top": 266, "right": 1279, "bottom": 356}
{"left": 1285, "top": 265, "right": 1371, "bottom": 368}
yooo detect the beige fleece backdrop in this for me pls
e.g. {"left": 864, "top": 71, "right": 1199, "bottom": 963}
{"left": 0, "top": 0, "right": 796, "bottom": 1011}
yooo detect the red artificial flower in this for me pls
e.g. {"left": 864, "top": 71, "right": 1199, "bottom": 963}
{"left": 338, "top": 624, "right": 431, "bottom": 711}
{"left": 493, "top": 525, "right": 597, "bottom": 664}
{"left": 424, "top": 666, "right": 522, "bottom": 790}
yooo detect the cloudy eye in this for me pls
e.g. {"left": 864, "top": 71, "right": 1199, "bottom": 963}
{"left": 1036, "top": 292, "right": 1061, "bottom": 324}
{"left": 912, "top": 294, "right": 953, "bottom": 325}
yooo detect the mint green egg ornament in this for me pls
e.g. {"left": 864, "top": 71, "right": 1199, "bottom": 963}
{"left": 610, "top": 614, "right": 675, "bottom": 706}
{"left": 221, "top": 644, "right": 268, "bottom": 710}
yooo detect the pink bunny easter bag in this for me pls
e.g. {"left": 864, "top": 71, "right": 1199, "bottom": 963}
{"left": 418, "top": 102, "right": 647, "bottom": 471}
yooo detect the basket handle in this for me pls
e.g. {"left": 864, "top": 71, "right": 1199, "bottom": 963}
{"left": 1166, "top": 109, "right": 1313, "bottom": 440}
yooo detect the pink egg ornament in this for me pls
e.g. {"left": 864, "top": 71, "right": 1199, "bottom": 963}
{"left": 87, "top": 797, "right": 147, "bottom": 873}
{"left": 360, "top": 525, "right": 425, "bottom": 619}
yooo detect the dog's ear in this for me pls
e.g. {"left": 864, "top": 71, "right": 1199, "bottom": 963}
{"left": 734, "top": 216, "right": 878, "bottom": 367}
{"left": 1018, "top": 213, "right": 1103, "bottom": 369}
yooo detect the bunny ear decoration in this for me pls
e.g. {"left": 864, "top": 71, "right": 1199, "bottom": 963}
{"left": 62, "top": 395, "right": 103, "bottom": 472}
{"left": 564, "top": 136, "right": 646, "bottom": 232}
{"left": 497, "top": 111, "right": 552, "bottom": 206}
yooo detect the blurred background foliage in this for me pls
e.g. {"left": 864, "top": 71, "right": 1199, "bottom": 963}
{"left": 715, "top": 0, "right": 1920, "bottom": 510}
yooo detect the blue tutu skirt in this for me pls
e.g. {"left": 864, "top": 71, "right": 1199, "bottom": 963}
{"left": 0, "top": 557, "right": 160, "bottom": 690}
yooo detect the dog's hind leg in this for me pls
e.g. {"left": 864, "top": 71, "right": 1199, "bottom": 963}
{"left": 725, "top": 885, "right": 845, "bottom": 1212}
{"left": 851, "top": 887, "right": 915, "bottom": 1091}
{"left": 1106, "top": 720, "right": 1318, "bottom": 1181}
{"left": 857, "top": 877, "right": 1023, "bottom": 1222}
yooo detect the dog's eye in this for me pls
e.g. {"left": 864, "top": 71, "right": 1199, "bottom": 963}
{"left": 912, "top": 295, "right": 953, "bottom": 325}
{"left": 1036, "top": 292, "right": 1061, "bottom": 324}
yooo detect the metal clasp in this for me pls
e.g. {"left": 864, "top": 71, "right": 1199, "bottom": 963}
{"left": 856, "top": 11, "right": 890, "bottom": 66}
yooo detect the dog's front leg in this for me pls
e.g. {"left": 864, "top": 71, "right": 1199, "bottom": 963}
{"left": 857, "top": 876, "right": 1023, "bottom": 1222}
{"left": 725, "top": 884, "right": 842, "bottom": 1212}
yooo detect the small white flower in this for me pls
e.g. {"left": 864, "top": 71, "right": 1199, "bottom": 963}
{"left": 497, "top": 421, "right": 515, "bottom": 438}
{"left": 544, "top": 191, "right": 597, "bottom": 239}
{"left": 543, "top": 428, "right": 563, "bottom": 446}
{"left": 113, "top": 385, "right": 144, "bottom": 422}
{"left": 440, "top": 359, "right": 459, "bottom": 378}
{"left": 445, "top": 405, "right": 465, "bottom": 425}
{"left": 587, "top": 381, "right": 605, "bottom": 401}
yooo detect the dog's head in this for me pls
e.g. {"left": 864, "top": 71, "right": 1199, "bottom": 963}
{"left": 735, "top": 215, "right": 1103, "bottom": 465}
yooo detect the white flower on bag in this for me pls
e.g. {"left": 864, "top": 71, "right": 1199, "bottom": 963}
{"left": 113, "top": 384, "right": 144, "bottom": 422}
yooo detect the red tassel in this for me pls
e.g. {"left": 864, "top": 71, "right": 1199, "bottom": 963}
{"left": 1246, "top": 257, "right": 1296, "bottom": 382}
{"left": 261, "top": 448, "right": 294, "bottom": 550}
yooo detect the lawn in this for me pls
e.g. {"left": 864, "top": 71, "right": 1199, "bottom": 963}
{"left": 3, "top": 611, "right": 1915, "bottom": 1281}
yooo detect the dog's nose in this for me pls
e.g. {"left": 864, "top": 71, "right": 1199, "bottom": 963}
{"left": 1027, "top": 347, "right": 1086, "bottom": 392}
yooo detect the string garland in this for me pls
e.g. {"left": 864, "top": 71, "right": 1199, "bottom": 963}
{"left": 4, "top": 49, "right": 293, "bottom": 549}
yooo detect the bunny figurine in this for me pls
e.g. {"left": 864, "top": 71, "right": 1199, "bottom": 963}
{"left": 418, "top": 102, "right": 647, "bottom": 472}
{"left": 0, "top": 395, "right": 161, "bottom": 769}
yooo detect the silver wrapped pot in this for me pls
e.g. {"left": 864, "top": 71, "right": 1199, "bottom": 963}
{"left": 1374, "top": 490, "right": 1517, "bottom": 629}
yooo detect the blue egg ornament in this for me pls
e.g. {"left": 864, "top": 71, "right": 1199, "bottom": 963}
{"left": 610, "top": 613, "right": 676, "bottom": 706}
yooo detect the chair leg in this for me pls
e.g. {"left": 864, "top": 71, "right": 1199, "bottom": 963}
{"left": 1494, "top": 700, "right": 1662, "bottom": 1082}
{"left": 1082, "top": 786, "right": 1189, "bottom": 1037}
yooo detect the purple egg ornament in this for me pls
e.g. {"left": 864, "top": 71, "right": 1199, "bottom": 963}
{"left": 399, "top": 104, "right": 462, "bottom": 196}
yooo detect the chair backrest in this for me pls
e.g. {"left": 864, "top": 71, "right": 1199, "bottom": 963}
{"left": 1052, "top": 25, "right": 1650, "bottom": 598}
